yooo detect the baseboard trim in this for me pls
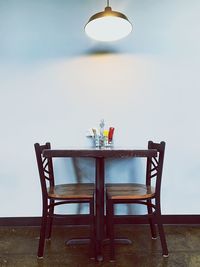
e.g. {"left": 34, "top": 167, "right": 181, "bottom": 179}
{"left": 114, "top": 215, "right": 200, "bottom": 225}
{"left": 0, "top": 215, "right": 90, "bottom": 226}
{"left": 0, "top": 215, "right": 200, "bottom": 226}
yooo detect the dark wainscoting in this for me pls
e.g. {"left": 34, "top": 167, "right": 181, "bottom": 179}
{"left": 1, "top": 215, "right": 200, "bottom": 226}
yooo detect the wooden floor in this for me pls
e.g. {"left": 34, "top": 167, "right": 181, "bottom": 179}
{"left": 0, "top": 224, "right": 200, "bottom": 266}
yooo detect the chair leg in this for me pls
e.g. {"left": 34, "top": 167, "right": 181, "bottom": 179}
{"left": 89, "top": 198, "right": 96, "bottom": 260}
{"left": 46, "top": 201, "right": 54, "bottom": 240}
{"left": 37, "top": 209, "right": 48, "bottom": 258}
{"left": 106, "top": 193, "right": 110, "bottom": 238}
{"left": 147, "top": 200, "right": 157, "bottom": 239}
{"left": 108, "top": 199, "right": 115, "bottom": 262}
{"left": 156, "top": 211, "right": 169, "bottom": 257}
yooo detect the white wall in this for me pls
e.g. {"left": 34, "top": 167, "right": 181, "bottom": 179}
{"left": 0, "top": 0, "right": 200, "bottom": 216}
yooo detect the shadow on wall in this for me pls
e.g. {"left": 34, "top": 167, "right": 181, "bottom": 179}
{"left": 84, "top": 46, "right": 119, "bottom": 56}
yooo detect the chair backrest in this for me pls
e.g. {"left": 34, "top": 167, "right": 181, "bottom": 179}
{"left": 34, "top": 142, "right": 54, "bottom": 199}
{"left": 146, "top": 141, "right": 166, "bottom": 199}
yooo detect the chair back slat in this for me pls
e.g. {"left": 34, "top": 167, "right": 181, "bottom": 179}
{"left": 146, "top": 141, "right": 165, "bottom": 198}
{"left": 44, "top": 169, "right": 50, "bottom": 175}
{"left": 149, "top": 157, "right": 159, "bottom": 178}
{"left": 151, "top": 157, "right": 158, "bottom": 168}
{"left": 42, "top": 158, "right": 49, "bottom": 169}
{"left": 34, "top": 142, "right": 55, "bottom": 198}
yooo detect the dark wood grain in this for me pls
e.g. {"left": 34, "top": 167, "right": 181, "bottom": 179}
{"left": 42, "top": 148, "right": 157, "bottom": 158}
{"left": 106, "top": 183, "right": 155, "bottom": 200}
{"left": 48, "top": 184, "right": 94, "bottom": 199}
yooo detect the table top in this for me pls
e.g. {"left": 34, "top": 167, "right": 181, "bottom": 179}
{"left": 42, "top": 147, "right": 157, "bottom": 158}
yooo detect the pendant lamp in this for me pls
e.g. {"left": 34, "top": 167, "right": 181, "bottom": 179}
{"left": 85, "top": 0, "right": 132, "bottom": 42}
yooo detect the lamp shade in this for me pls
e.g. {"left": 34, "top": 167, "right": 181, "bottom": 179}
{"left": 85, "top": 6, "right": 132, "bottom": 42}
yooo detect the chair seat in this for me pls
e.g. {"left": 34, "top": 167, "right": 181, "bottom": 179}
{"left": 106, "top": 183, "right": 155, "bottom": 200}
{"left": 48, "top": 183, "right": 94, "bottom": 199}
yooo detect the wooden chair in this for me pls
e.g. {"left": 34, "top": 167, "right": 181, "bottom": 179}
{"left": 106, "top": 141, "right": 168, "bottom": 261}
{"left": 34, "top": 142, "right": 95, "bottom": 259}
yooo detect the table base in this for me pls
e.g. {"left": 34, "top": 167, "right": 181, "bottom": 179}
{"left": 65, "top": 237, "right": 132, "bottom": 262}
